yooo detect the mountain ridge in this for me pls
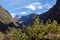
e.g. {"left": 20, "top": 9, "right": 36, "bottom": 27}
{"left": 39, "top": 0, "right": 60, "bottom": 23}
{"left": 0, "top": 6, "right": 18, "bottom": 32}
{"left": 15, "top": 0, "right": 60, "bottom": 25}
{"left": 14, "top": 13, "right": 37, "bottom": 26}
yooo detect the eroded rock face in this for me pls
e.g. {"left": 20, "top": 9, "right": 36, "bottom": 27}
{"left": 0, "top": 6, "right": 12, "bottom": 24}
{"left": 39, "top": 0, "right": 60, "bottom": 23}
{"left": 0, "top": 6, "right": 18, "bottom": 32}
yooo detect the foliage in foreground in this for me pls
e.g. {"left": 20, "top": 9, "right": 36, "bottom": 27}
{"left": 1, "top": 16, "right": 60, "bottom": 40}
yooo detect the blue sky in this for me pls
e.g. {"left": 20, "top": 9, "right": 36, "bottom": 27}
{"left": 0, "top": 0, "right": 56, "bottom": 17}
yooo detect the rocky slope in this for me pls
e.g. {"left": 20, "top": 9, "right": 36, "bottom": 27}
{"left": 0, "top": 6, "right": 18, "bottom": 32}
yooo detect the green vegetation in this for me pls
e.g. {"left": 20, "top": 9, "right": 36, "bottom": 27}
{"left": 0, "top": 16, "right": 60, "bottom": 40}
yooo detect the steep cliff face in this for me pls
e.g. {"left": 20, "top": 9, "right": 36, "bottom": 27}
{"left": 39, "top": 0, "right": 60, "bottom": 23}
{"left": 0, "top": 6, "right": 12, "bottom": 24}
{"left": 0, "top": 6, "right": 18, "bottom": 32}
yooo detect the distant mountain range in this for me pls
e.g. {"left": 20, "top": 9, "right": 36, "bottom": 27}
{"left": 14, "top": 14, "right": 36, "bottom": 26}
{"left": 14, "top": 0, "right": 60, "bottom": 25}
{"left": 0, "top": 0, "right": 60, "bottom": 32}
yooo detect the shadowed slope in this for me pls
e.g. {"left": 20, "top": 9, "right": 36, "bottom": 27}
{"left": 0, "top": 6, "right": 18, "bottom": 32}
{"left": 39, "top": 0, "right": 60, "bottom": 23}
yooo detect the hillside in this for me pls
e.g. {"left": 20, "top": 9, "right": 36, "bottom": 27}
{"left": 0, "top": 0, "right": 60, "bottom": 40}
{"left": 0, "top": 6, "right": 18, "bottom": 32}
{"left": 39, "top": 0, "right": 60, "bottom": 23}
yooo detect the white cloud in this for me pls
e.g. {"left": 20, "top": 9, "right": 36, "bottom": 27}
{"left": 26, "top": 5, "right": 35, "bottom": 10}
{"left": 44, "top": 2, "right": 51, "bottom": 9}
{"left": 20, "top": 12, "right": 27, "bottom": 15}
{"left": 25, "top": 2, "right": 43, "bottom": 10}
{"left": 39, "top": 6, "right": 43, "bottom": 9}
{"left": 10, "top": 13, "right": 16, "bottom": 17}
{"left": 10, "top": 2, "right": 51, "bottom": 12}
{"left": 11, "top": 2, "right": 43, "bottom": 11}
{"left": 33, "top": 2, "right": 43, "bottom": 9}
{"left": 12, "top": 7, "right": 23, "bottom": 11}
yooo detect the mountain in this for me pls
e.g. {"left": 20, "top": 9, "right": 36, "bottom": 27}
{"left": 15, "top": 0, "right": 60, "bottom": 25}
{"left": 39, "top": 0, "right": 60, "bottom": 23}
{"left": 14, "top": 14, "right": 36, "bottom": 26}
{"left": 0, "top": 6, "right": 18, "bottom": 32}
